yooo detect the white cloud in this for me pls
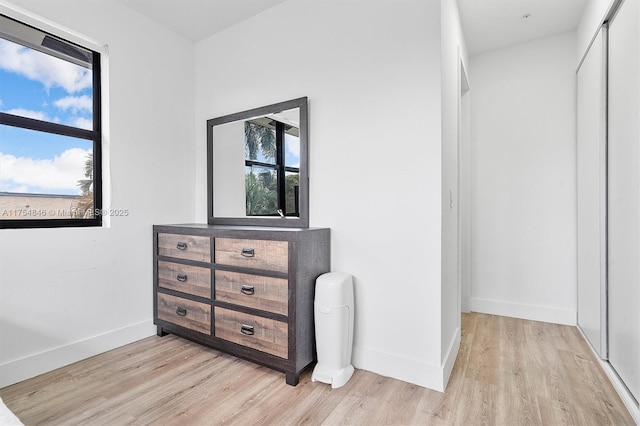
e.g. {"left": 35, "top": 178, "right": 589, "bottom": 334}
{"left": 0, "top": 39, "right": 91, "bottom": 93}
{"left": 0, "top": 183, "right": 29, "bottom": 193}
{"left": 4, "top": 108, "right": 47, "bottom": 121}
{"left": 73, "top": 117, "right": 93, "bottom": 130}
{"left": 2, "top": 108, "right": 61, "bottom": 124}
{"left": 4, "top": 108, "right": 46, "bottom": 121}
{"left": 0, "top": 148, "right": 90, "bottom": 194}
{"left": 3, "top": 106, "right": 91, "bottom": 129}
{"left": 54, "top": 95, "right": 92, "bottom": 112}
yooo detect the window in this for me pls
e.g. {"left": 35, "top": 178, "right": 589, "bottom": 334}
{"left": 0, "top": 14, "right": 102, "bottom": 228}
{"left": 244, "top": 118, "right": 300, "bottom": 217}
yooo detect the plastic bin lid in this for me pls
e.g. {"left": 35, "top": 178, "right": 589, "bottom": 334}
{"left": 315, "top": 272, "right": 353, "bottom": 305}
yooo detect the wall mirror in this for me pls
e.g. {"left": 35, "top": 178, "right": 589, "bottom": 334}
{"left": 207, "top": 97, "right": 309, "bottom": 227}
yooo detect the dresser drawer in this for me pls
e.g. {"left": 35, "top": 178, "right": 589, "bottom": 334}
{"left": 215, "top": 270, "right": 288, "bottom": 315}
{"left": 215, "top": 307, "right": 288, "bottom": 358}
{"left": 158, "top": 233, "right": 211, "bottom": 262}
{"left": 157, "top": 293, "right": 211, "bottom": 334}
{"left": 215, "top": 238, "right": 288, "bottom": 273}
{"left": 158, "top": 261, "right": 211, "bottom": 298}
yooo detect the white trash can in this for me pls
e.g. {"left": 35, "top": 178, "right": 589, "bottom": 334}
{"left": 311, "top": 272, "right": 354, "bottom": 388}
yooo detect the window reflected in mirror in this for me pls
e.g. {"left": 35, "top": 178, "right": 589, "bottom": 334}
{"left": 208, "top": 97, "right": 308, "bottom": 227}
{"left": 244, "top": 117, "right": 300, "bottom": 217}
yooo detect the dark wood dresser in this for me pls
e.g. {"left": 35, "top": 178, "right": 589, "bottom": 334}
{"left": 153, "top": 224, "right": 330, "bottom": 385}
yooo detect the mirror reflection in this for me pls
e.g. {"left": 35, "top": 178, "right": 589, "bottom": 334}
{"left": 208, "top": 97, "right": 308, "bottom": 227}
{"left": 243, "top": 109, "right": 300, "bottom": 216}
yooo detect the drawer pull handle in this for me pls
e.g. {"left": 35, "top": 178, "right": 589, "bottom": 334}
{"left": 176, "top": 307, "right": 187, "bottom": 316}
{"left": 241, "top": 248, "right": 255, "bottom": 257}
{"left": 176, "top": 242, "right": 188, "bottom": 250}
{"left": 241, "top": 285, "right": 255, "bottom": 295}
{"left": 176, "top": 274, "right": 188, "bottom": 282}
{"left": 241, "top": 324, "right": 254, "bottom": 335}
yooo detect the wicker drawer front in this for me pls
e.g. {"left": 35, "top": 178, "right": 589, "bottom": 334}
{"left": 157, "top": 293, "right": 210, "bottom": 334}
{"left": 215, "top": 238, "right": 288, "bottom": 273}
{"left": 215, "top": 307, "right": 288, "bottom": 358}
{"left": 158, "top": 233, "right": 211, "bottom": 262}
{"left": 215, "top": 270, "right": 288, "bottom": 315}
{"left": 158, "top": 261, "right": 211, "bottom": 298}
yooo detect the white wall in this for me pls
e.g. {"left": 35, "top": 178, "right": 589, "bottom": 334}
{"left": 576, "top": 27, "right": 607, "bottom": 356}
{"left": 469, "top": 32, "right": 577, "bottom": 325}
{"left": 440, "top": 0, "right": 469, "bottom": 383}
{"left": 576, "top": 0, "right": 640, "bottom": 419}
{"left": 212, "top": 120, "right": 245, "bottom": 217}
{"left": 459, "top": 84, "right": 471, "bottom": 313}
{"left": 195, "top": 0, "right": 448, "bottom": 390}
{"left": 0, "top": 0, "right": 195, "bottom": 387}
{"left": 576, "top": 0, "right": 616, "bottom": 65}
{"left": 607, "top": 0, "right": 640, "bottom": 402}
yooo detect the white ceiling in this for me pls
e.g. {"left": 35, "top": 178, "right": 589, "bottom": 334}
{"left": 458, "top": 0, "right": 588, "bottom": 55}
{"left": 116, "top": 0, "right": 588, "bottom": 53}
{"left": 117, "top": 0, "right": 288, "bottom": 42}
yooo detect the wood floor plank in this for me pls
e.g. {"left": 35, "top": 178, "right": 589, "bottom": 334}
{"left": 496, "top": 316, "right": 542, "bottom": 426}
{"left": 316, "top": 371, "right": 385, "bottom": 424}
{"left": 264, "top": 371, "right": 350, "bottom": 425}
{"left": 0, "top": 313, "right": 634, "bottom": 425}
{"left": 466, "top": 313, "right": 500, "bottom": 386}
{"left": 556, "top": 347, "right": 632, "bottom": 426}
{"left": 362, "top": 379, "right": 423, "bottom": 425}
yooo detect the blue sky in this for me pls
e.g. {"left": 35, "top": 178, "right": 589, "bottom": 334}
{"left": 248, "top": 132, "right": 300, "bottom": 168}
{"left": 285, "top": 133, "right": 300, "bottom": 168}
{"left": 0, "top": 38, "right": 93, "bottom": 195}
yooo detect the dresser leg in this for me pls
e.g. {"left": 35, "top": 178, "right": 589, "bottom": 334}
{"left": 286, "top": 372, "right": 299, "bottom": 386}
{"left": 157, "top": 326, "right": 168, "bottom": 337}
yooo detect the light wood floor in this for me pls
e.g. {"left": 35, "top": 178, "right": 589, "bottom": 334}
{"left": 0, "top": 313, "right": 634, "bottom": 425}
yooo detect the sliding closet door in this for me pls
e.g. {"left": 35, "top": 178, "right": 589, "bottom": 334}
{"left": 608, "top": 0, "right": 639, "bottom": 400}
{"left": 576, "top": 27, "right": 607, "bottom": 358}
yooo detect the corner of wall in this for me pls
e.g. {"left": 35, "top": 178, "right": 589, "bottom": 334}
{"left": 352, "top": 324, "right": 460, "bottom": 393}
{"left": 440, "top": 0, "right": 469, "bottom": 372}
{"left": 576, "top": 0, "right": 618, "bottom": 66}
{"left": 470, "top": 298, "right": 577, "bottom": 325}
{"left": 441, "top": 325, "right": 461, "bottom": 388}
{"left": 0, "top": 321, "right": 155, "bottom": 388}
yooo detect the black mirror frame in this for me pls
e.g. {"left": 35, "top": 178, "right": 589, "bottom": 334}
{"left": 207, "top": 97, "right": 309, "bottom": 228}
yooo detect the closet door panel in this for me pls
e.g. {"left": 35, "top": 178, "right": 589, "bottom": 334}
{"left": 576, "top": 27, "right": 607, "bottom": 358}
{"left": 608, "top": 0, "right": 639, "bottom": 401}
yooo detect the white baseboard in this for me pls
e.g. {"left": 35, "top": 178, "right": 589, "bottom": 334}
{"left": 352, "top": 327, "right": 461, "bottom": 393}
{"left": 577, "top": 327, "right": 640, "bottom": 424}
{"left": 601, "top": 358, "right": 640, "bottom": 424}
{"left": 470, "top": 297, "right": 577, "bottom": 325}
{"left": 442, "top": 326, "right": 461, "bottom": 388}
{"left": 0, "top": 320, "right": 156, "bottom": 388}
